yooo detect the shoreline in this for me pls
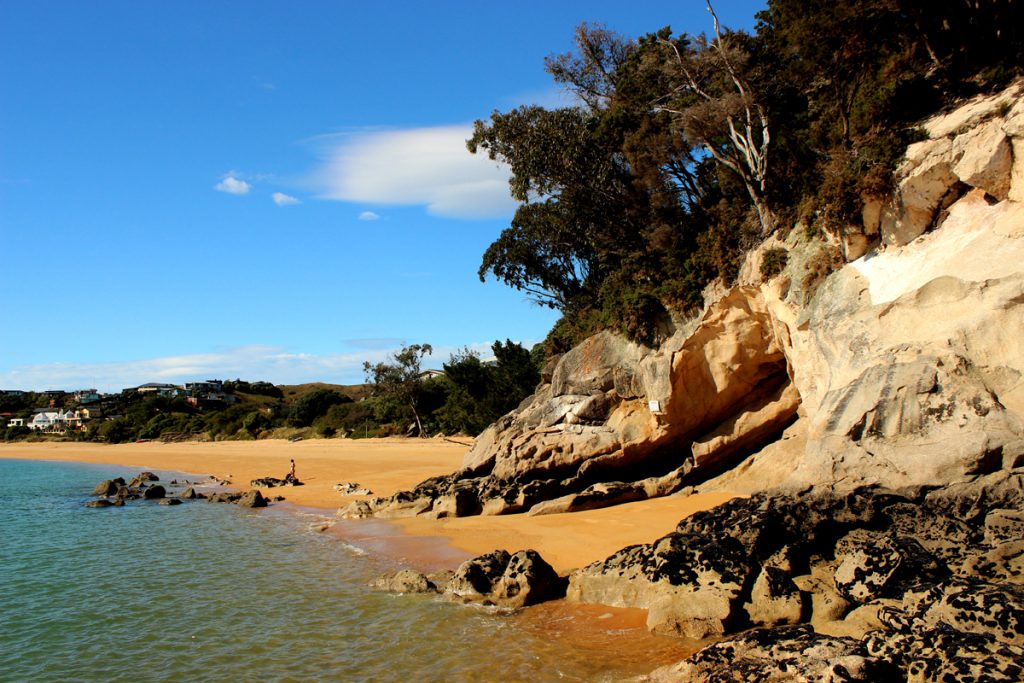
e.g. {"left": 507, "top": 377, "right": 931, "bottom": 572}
{"left": 0, "top": 439, "right": 741, "bottom": 574}
{"left": 1, "top": 440, "right": 717, "bottom": 668}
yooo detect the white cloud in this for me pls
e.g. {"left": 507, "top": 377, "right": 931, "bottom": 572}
{"left": 311, "top": 125, "right": 517, "bottom": 219}
{"left": 272, "top": 191, "right": 300, "bottom": 206}
{"left": 215, "top": 176, "right": 251, "bottom": 195}
{"left": 358, "top": 210, "right": 380, "bottom": 221}
{"left": 0, "top": 341, "right": 520, "bottom": 393}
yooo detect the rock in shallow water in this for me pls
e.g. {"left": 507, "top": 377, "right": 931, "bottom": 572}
{"left": 92, "top": 478, "right": 125, "bottom": 496}
{"left": 446, "top": 549, "right": 565, "bottom": 609}
{"left": 369, "top": 570, "right": 437, "bottom": 594}
{"left": 142, "top": 485, "right": 166, "bottom": 500}
{"left": 236, "top": 490, "right": 267, "bottom": 508}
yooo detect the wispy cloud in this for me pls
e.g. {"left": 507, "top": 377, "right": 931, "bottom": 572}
{"left": 215, "top": 176, "right": 251, "bottom": 195}
{"left": 358, "top": 210, "right": 380, "bottom": 221}
{"left": 0, "top": 341, "right": 522, "bottom": 392}
{"left": 310, "top": 125, "right": 517, "bottom": 219}
{"left": 272, "top": 191, "right": 300, "bottom": 206}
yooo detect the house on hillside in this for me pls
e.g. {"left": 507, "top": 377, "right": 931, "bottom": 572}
{"left": 7, "top": 417, "right": 25, "bottom": 428}
{"left": 28, "top": 410, "right": 60, "bottom": 431}
{"left": 74, "top": 389, "right": 101, "bottom": 404}
{"left": 134, "top": 383, "right": 185, "bottom": 398}
{"left": 185, "top": 380, "right": 223, "bottom": 394}
{"left": 418, "top": 370, "right": 445, "bottom": 380}
{"left": 28, "top": 408, "right": 88, "bottom": 432}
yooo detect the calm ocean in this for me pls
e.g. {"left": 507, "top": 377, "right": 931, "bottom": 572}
{"left": 0, "top": 458, "right": 691, "bottom": 682}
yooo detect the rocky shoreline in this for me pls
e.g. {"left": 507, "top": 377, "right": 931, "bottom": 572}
{"left": 373, "top": 474, "right": 1024, "bottom": 680}
{"left": 357, "top": 84, "right": 1024, "bottom": 679}
{"left": 87, "top": 471, "right": 286, "bottom": 509}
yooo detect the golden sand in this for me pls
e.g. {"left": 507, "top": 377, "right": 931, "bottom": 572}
{"left": 0, "top": 439, "right": 739, "bottom": 573}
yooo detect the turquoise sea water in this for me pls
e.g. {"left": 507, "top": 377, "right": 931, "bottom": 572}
{"left": 0, "top": 458, "right": 691, "bottom": 682}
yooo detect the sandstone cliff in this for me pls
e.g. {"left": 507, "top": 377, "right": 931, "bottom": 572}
{"left": 363, "top": 83, "right": 1024, "bottom": 679}
{"left": 343, "top": 82, "right": 1024, "bottom": 521}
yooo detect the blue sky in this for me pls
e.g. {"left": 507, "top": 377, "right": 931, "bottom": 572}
{"left": 0, "top": 0, "right": 765, "bottom": 392}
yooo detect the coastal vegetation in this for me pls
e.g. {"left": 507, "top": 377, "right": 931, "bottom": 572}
{"left": 0, "top": 341, "right": 541, "bottom": 443}
{"left": 470, "top": 0, "right": 1022, "bottom": 350}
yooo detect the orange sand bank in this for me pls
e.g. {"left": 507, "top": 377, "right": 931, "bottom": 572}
{"left": 0, "top": 439, "right": 740, "bottom": 573}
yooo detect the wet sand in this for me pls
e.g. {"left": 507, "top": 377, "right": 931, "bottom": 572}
{"left": 0, "top": 439, "right": 740, "bottom": 574}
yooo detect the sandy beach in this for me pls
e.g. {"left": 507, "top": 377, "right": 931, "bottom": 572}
{"left": 0, "top": 438, "right": 739, "bottom": 574}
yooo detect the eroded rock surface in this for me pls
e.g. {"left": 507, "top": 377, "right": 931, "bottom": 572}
{"left": 342, "top": 286, "right": 797, "bottom": 520}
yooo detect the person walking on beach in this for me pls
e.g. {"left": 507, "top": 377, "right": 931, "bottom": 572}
{"left": 289, "top": 459, "right": 296, "bottom": 479}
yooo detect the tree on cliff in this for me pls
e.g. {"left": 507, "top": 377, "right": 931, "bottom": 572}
{"left": 652, "top": 2, "right": 774, "bottom": 235}
{"left": 363, "top": 344, "right": 433, "bottom": 437}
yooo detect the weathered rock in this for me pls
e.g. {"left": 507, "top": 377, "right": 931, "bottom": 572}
{"left": 448, "top": 549, "right": 512, "bottom": 599}
{"left": 237, "top": 490, "right": 267, "bottom": 508}
{"left": 793, "top": 571, "right": 851, "bottom": 630}
{"left": 334, "top": 482, "right": 373, "bottom": 495}
{"left": 142, "top": 485, "right": 166, "bottom": 500}
{"left": 357, "top": 285, "right": 794, "bottom": 520}
{"left": 832, "top": 533, "right": 947, "bottom": 605}
{"left": 890, "top": 579, "right": 1024, "bottom": 647}
{"left": 92, "top": 478, "right": 125, "bottom": 496}
{"left": 864, "top": 624, "right": 1024, "bottom": 683}
{"left": 886, "top": 137, "right": 960, "bottom": 246}
{"left": 179, "top": 487, "right": 202, "bottom": 499}
{"left": 642, "top": 625, "right": 892, "bottom": 682}
{"left": 745, "top": 566, "right": 804, "bottom": 627}
{"left": 114, "top": 485, "right": 137, "bottom": 500}
{"left": 446, "top": 549, "right": 564, "bottom": 608}
{"left": 85, "top": 499, "right": 115, "bottom": 508}
{"left": 771, "top": 195, "right": 1024, "bottom": 491}
{"left": 568, "top": 530, "right": 750, "bottom": 638}
{"left": 369, "top": 569, "right": 437, "bottom": 594}
{"left": 488, "top": 550, "right": 564, "bottom": 609}
{"left": 207, "top": 492, "right": 242, "bottom": 504}
{"left": 952, "top": 119, "right": 1013, "bottom": 200}
{"left": 158, "top": 497, "right": 181, "bottom": 506}
{"left": 136, "top": 471, "right": 159, "bottom": 482}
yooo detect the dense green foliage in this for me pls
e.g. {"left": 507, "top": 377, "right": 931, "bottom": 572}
{"left": 363, "top": 344, "right": 434, "bottom": 436}
{"left": 470, "top": 0, "right": 1023, "bottom": 351}
{"left": 433, "top": 340, "right": 542, "bottom": 435}
{"left": 1, "top": 340, "right": 543, "bottom": 443}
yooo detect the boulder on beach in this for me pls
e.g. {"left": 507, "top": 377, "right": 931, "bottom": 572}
{"left": 237, "top": 490, "right": 268, "bottom": 508}
{"left": 447, "top": 549, "right": 565, "bottom": 609}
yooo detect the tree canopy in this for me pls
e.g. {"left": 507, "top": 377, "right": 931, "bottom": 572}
{"left": 469, "top": 0, "right": 1023, "bottom": 352}
{"left": 363, "top": 343, "right": 434, "bottom": 437}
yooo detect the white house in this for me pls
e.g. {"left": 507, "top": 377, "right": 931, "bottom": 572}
{"left": 28, "top": 409, "right": 86, "bottom": 432}
{"left": 28, "top": 411, "right": 61, "bottom": 431}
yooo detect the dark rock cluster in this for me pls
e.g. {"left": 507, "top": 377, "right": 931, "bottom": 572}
{"left": 87, "top": 473, "right": 277, "bottom": 510}
{"left": 566, "top": 470, "right": 1024, "bottom": 679}
{"left": 370, "top": 548, "right": 566, "bottom": 610}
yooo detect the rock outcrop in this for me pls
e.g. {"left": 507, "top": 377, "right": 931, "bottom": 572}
{"left": 585, "top": 476, "right": 1024, "bottom": 679}
{"left": 346, "top": 81, "right": 1024, "bottom": 682}
{"left": 343, "top": 285, "right": 798, "bottom": 519}
{"left": 371, "top": 548, "right": 566, "bottom": 609}
{"left": 338, "top": 80, "right": 1024, "bottom": 523}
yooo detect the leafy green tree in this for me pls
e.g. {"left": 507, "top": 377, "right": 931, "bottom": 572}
{"left": 287, "top": 389, "right": 350, "bottom": 428}
{"left": 242, "top": 411, "right": 272, "bottom": 436}
{"left": 435, "top": 341, "right": 541, "bottom": 436}
{"left": 363, "top": 344, "right": 433, "bottom": 437}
